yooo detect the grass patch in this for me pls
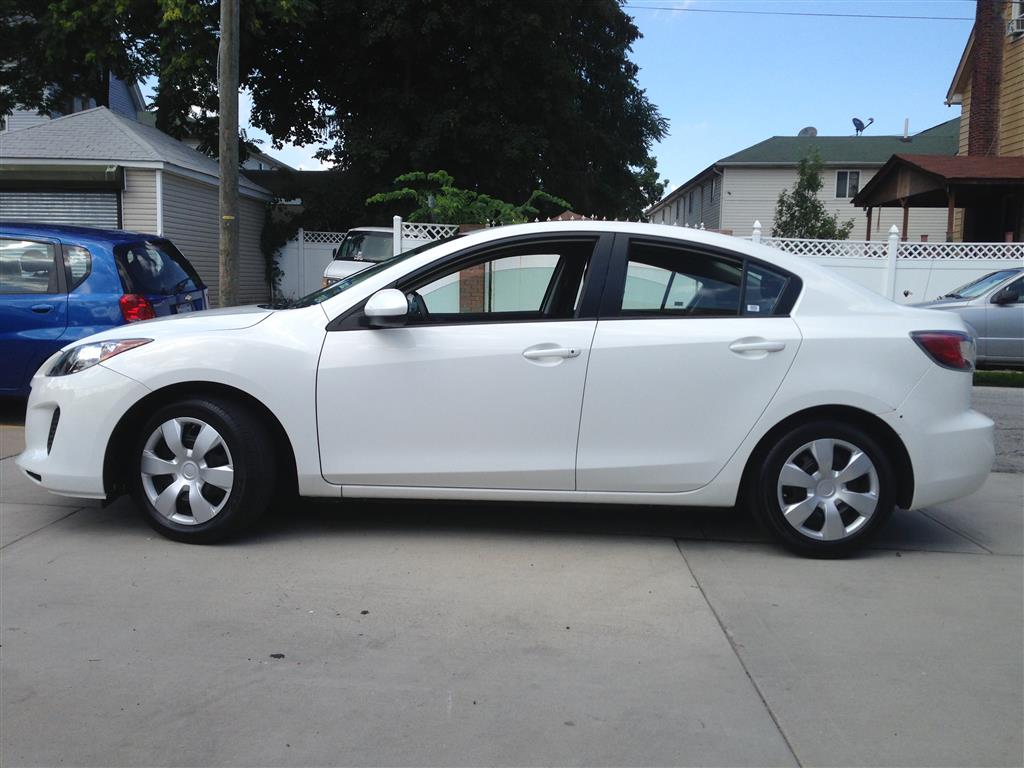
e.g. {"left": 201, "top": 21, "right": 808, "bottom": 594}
{"left": 974, "top": 369, "right": 1024, "bottom": 388}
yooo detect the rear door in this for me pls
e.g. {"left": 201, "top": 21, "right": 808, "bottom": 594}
{"left": 576, "top": 237, "right": 801, "bottom": 492}
{"left": 115, "top": 239, "right": 207, "bottom": 315}
{"left": 0, "top": 237, "right": 69, "bottom": 392}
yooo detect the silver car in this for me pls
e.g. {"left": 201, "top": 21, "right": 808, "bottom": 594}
{"left": 915, "top": 268, "right": 1024, "bottom": 367}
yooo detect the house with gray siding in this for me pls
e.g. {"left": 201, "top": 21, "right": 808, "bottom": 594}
{"left": 648, "top": 119, "right": 961, "bottom": 242}
{"left": 0, "top": 107, "right": 273, "bottom": 304}
{"left": 1, "top": 75, "right": 146, "bottom": 133}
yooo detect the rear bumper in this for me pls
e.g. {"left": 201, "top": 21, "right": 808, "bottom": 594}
{"left": 882, "top": 368, "right": 994, "bottom": 510}
{"left": 15, "top": 364, "right": 149, "bottom": 498}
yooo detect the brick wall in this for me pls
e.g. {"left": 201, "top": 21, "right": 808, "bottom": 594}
{"left": 968, "top": 0, "right": 1004, "bottom": 155}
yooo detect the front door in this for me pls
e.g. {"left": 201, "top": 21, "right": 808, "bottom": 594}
{"left": 576, "top": 237, "right": 801, "bottom": 492}
{"left": 0, "top": 237, "right": 68, "bottom": 392}
{"left": 316, "top": 235, "right": 609, "bottom": 490}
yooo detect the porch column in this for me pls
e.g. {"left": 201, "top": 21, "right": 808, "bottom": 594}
{"left": 901, "top": 200, "right": 909, "bottom": 242}
{"left": 865, "top": 207, "right": 873, "bottom": 241}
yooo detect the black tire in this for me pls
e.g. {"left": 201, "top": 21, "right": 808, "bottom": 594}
{"left": 750, "top": 420, "right": 896, "bottom": 557}
{"left": 129, "top": 397, "right": 276, "bottom": 543}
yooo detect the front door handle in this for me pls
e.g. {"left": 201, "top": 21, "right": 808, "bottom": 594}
{"left": 522, "top": 346, "right": 581, "bottom": 360}
{"left": 730, "top": 339, "right": 786, "bottom": 353}
{"left": 31, "top": 304, "right": 54, "bottom": 314}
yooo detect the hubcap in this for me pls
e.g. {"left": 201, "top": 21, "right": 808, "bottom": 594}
{"left": 776, "top": 438, "right": 880, "bottom": 542}
{"left": 140, "top": 417, "right": 234, "bottom": 526}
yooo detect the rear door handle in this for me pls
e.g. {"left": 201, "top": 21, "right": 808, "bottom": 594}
{"left": 523, "top": 346, "right": 581, "bottom": 360}
{"left": 31, "top": 304, "right": 54, "bottom": 314}
{"left": 729, "top": 339, "right": 786, "bottom": 353}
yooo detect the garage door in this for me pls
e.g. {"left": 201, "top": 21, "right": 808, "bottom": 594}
{"left": 0, "top": 191, "right": 119, "bottom": 228}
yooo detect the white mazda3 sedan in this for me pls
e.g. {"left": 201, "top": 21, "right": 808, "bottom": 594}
{"left": 17, "top": 222, "right": 994, "bottom": 555}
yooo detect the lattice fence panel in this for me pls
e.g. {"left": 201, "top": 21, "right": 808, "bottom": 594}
{"left": 898, "top": 242, "right": 1024, "bottom": 260}
{"left": 402, "top": 222, "right": 460, "bottom": 241}
{"left": 760, "top": 237, "right": 889, "bottom": 259}
{"left": 303, "top": 230, "right": 347, "bottom": 244}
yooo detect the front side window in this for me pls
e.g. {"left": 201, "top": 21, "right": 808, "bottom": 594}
{"left": 619, "top": 241, "right": 742, "bottom": 317}
{"left": 836, "top": 170, "right": 860, "bottom": 198}
{"left": 0, "top": 238, "right": 60, "bottom": 295}
{"left": 402, "top": 239, "right": 597, "bottom": 323}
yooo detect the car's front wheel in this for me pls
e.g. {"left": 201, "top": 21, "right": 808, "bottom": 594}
{"left": 753, "top": 421, "right": 896, "bottom": 556}
{"left": 130, "top": 397, "right": 275, "bottom": 543}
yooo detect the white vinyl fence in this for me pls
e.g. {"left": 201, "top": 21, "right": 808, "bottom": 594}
{"left": 751, "top": 221, "right": 1024, "bottom": 304}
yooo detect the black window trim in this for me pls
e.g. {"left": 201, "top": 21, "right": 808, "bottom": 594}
{"left": 598, "top": 235, "right": 802, "bottom": 320}
{"left": 0, "top": 235, "right": 68, "bottom": 296}
{"left": 326, "top": 231, "right": 615, "bottom": 332}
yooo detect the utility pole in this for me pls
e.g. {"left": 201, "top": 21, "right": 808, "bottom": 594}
{"left": 217, "top": 0, "right": 240, "bottom": 307}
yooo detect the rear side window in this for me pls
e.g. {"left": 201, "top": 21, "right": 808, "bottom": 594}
{"left": 743, "top": 263, "right": 790, "bottom": 316}
{"left": 0, "top": 238, "right": 61, "bottom": 295}
{"left": 620, "top": 241, "right": 742, "bottom": 317}
{"left": 63, "top": 245, "right": 92, "bottom": 291}
{"left": 115, "top": 240, "right": 204, "bottom": 295}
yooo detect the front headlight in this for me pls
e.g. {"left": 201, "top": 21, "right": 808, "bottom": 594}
{"left": 48, "top": 339, "right": 152, "bottom": 377}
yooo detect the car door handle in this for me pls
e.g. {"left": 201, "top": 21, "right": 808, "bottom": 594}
{"left": 729, "top": 339, "right": 786, "bottom": 353}
{"left": 31, "top": 304, "right": 54, "bottom": 314}
{"left": 522, "top": 346, "right": 581, "bottom": 360}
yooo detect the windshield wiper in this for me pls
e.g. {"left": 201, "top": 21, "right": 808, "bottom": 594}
{"left": 941, "top": 292, "right": 962, "bottom": 299}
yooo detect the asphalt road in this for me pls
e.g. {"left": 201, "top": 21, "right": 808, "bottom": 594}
{"left": 973, "top": 386, "right": 1024, "bottom": 473}
{"left": 0, "top": 387, "right": 1021, "bottom": 767}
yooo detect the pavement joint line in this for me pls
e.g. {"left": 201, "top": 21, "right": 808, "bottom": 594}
{"left": 917, "top": 508, "right": 995, "bottom": 555}
{"left": 673, "top": 537, "right": 804, "bottom": 768}
{"left": 0, "top": 506, "right": 88, "bottom": 550}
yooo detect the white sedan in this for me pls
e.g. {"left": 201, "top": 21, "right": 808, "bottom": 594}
{"left": 17, "top": 222, "right": 994, "bottom": 555}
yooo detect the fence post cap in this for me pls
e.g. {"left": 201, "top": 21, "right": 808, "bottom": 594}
{"left": 888, "top": 225, "right": 900, "bottom": 235}
{"left": 753, "top": 220, "right": 762, "bottom": 228}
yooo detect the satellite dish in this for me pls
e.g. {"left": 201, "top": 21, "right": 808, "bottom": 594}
{"left": 852, "top": 117, "right": 875, "bottom": 135}
{"left": 798, "top": 126, "right": 817, "bottom": 137}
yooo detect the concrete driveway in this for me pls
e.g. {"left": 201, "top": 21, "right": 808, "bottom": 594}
{"left": 1, "top": 390, "right": 1022, "bottom": 767}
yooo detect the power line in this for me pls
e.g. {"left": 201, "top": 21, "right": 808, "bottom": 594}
{"left": 623, "top": 3, "right": 975, "bottom": 22}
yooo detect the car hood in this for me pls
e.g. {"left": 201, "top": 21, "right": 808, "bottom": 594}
{"left": 80, "top": 305, "right": 274, "bottom": 344}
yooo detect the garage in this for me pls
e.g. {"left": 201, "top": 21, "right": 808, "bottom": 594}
{"left": 0, "top": 190, "right": 120, "bottom": 229}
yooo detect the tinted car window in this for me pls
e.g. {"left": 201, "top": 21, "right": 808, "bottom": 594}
{"left": 0, "top": 239, "right": 60, "bottom": 295}
{"left": 620, "top": 241, "right": 742, "bottom": 317}
{"left": 115, "top": 240, "right": 204, "bottom": 295}
{"left": 337, "top": 232, "right": 393, "bottom": 263}
{"left": 945, "top": 270, "right": 1020, "bottom": 300}
{"left": 63, "top": 245, "right": 92, "bottom": 291}
{"left": 743, "top": 263, "right": 790, "bottom": 315}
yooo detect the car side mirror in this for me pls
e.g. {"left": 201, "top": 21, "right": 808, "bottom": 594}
{"left": 992, "top": 286, "right": 1020, "bottom": 305}
{"left": 364, "top": 288, "right": 409, "bottom": 327}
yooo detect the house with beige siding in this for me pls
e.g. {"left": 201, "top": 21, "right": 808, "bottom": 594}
{"left": 647, "top": 120, "right": 959, "bottom": 242}
{"left": 0, "top": 107, "right": 272, "bottom": 304}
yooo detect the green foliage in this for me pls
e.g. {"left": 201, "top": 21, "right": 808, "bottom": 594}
{"left": 772, "top": 150, "right": 855, "bottom": 240}
{"left": 367, "top": 171, "right": 572, "bottom": 225}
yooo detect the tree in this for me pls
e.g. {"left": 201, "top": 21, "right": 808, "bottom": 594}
{"left": 366, "top": 170, "right": 572, "bottom": 225}
{"left": 773, "top": 150, "right": 855, "bottom": 239}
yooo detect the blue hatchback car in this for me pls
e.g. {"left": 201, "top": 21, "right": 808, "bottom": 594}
{"left": 1, "top": 223, "right": 208, "bottom": 396}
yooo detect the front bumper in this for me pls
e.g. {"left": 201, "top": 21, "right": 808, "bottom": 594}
{"left": 16, "top": 364, "right": 150, "bottom": 499}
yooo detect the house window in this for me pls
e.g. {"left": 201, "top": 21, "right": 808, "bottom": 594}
{"left": 710, "top": 176, "right": 718, "bottom": 201}
{"left": 836, "top": 170, "right": 860, "bottom": 198}
{"left": 688, "top": 192, "right": 695, "bottom": 214}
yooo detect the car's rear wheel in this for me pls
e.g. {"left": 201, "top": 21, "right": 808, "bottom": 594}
{"left": 130, "top": 397, "right": 275, "bottom": 543}
{"left": 752, "top": 421, "right": 896, "bottom": 556}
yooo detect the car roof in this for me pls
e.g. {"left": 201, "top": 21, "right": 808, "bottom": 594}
{"left": 0, "top": 222, "right": 161, "bottom": 245}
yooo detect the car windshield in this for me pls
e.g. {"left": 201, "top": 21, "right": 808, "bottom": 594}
{"left": 336, "top": 231, "right": 394, "bottom": 263}
{"left": 115, "top": 240, "right": 204, "bottom": 295}
{"left": 277, "top": 235, "right": 461, "bottom": 309}
{"left": 943, "top": 270, "right": 1020, "bottom": 299}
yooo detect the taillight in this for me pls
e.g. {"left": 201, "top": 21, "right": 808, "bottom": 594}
{"left": 911, "top": 331, "right": 975, "bottom": 371}
{"left": 120, "top": 294, "right": 156, "bottom": 322}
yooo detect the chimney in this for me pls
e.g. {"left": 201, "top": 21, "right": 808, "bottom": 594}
{"left": 968, "top": 0, "right": 1003, "bottom": 156}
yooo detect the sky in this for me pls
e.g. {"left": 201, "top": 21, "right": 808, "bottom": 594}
{"left": 145, "top": 0, "right": 977, "bottom": 193}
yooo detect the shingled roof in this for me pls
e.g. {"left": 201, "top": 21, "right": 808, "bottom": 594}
{"left": 717, "top": 118, "right": 959, "bottom": 166}
{"left": 0, "top": 107, "right": 270, "bottom": 196}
